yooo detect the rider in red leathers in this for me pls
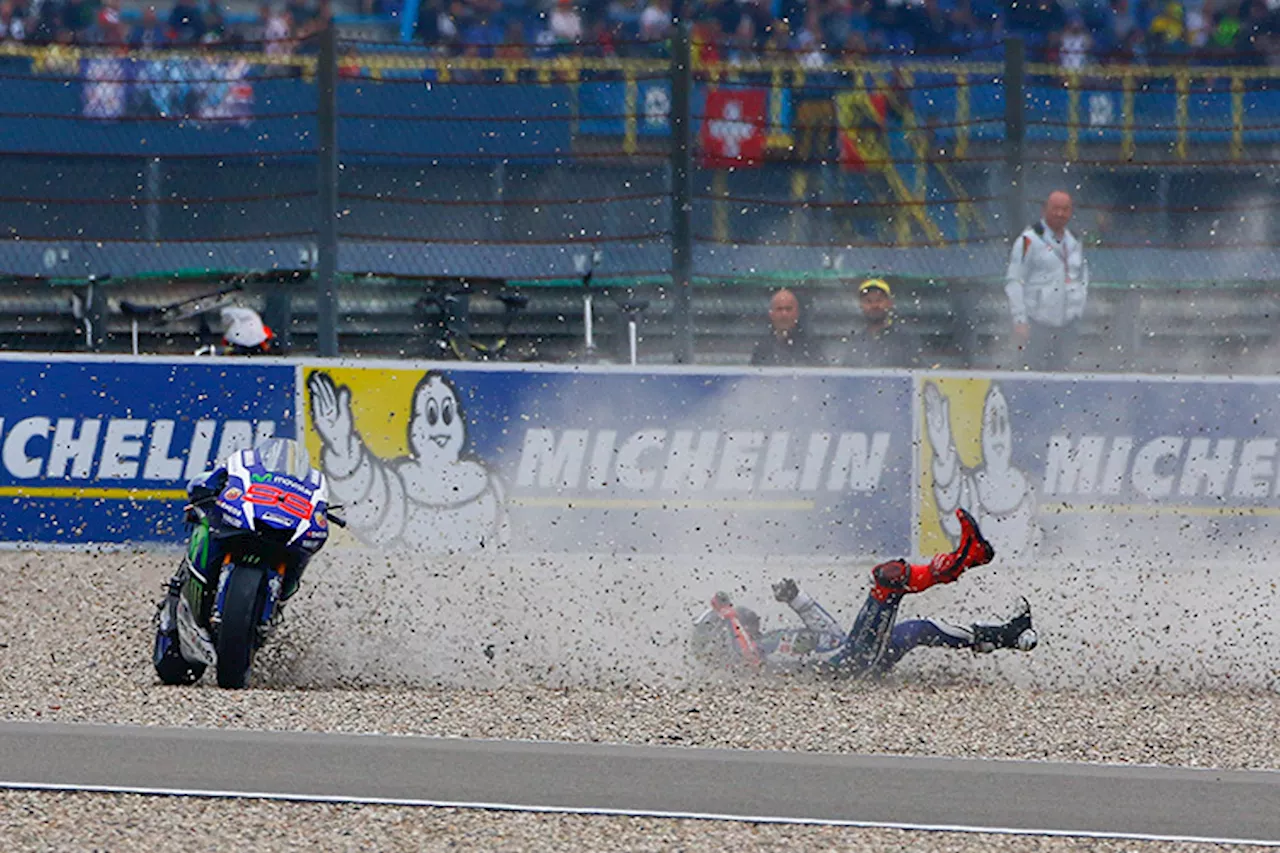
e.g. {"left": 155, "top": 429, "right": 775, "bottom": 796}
{"left": 692, "top": 508, "right": 1037, "bottom": 676}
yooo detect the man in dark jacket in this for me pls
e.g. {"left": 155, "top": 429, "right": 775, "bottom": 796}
{"left": 750, "top": 288, "right": 824, "bottom": 367}
{"left": 841, "top": 278, "right": 920, "bottom": 368}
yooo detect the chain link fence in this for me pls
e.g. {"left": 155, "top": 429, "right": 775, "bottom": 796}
{"left": 2, "top": 37, "right": 1279, "bottom": 370}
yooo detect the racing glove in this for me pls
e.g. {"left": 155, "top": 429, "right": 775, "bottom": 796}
{"left": 772, "top": 578, "right": 799, "bottom": 604}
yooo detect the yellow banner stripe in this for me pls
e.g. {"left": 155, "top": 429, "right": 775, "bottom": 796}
{"left": 0, "top": 487, "right": 187, "bottom": 501}
{"left": 1041, "top": 502, "right": 1280, "bottom": 518}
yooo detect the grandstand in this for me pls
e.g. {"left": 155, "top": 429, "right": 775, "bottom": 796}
{"left": 3, "top": 10, "right": 1280, "bottom": 371}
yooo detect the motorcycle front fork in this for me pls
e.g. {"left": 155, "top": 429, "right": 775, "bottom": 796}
{"left": 185, "top": 556, "right": 294, "bottom": 646}
{"left": 177, "top": 557, "right": 217, "bottom": 632}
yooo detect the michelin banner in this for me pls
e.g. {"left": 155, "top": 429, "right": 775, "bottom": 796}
{"left": 301, "top": 365, "right": 913, "bottom": 557}
{"left": 916, "top": 373, "right": 1280, "bottom": 564}
{"left": 0, "top": 357, "right": 294, "bottom": 544}
{"left": 14, "top": 357, "right": 1280, "bottom": 561}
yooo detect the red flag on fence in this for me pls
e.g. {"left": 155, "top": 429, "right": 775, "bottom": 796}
{"left": 835, "top": 91, "right": 890, "bottom": 173}
{"left": 699, "top": 88, "right": 767, "bottom": 169}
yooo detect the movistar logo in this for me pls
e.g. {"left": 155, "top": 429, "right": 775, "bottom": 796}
{"left": 251, "top": 473, "right": 273, "bottom": 483}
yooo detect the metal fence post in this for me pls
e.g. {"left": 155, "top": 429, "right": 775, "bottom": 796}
{"left": 670, "top": 21, "right": 695, "bottom": 364}
{"left": 953, "top": 279, "right": 982, "bottom": 368}
{"left": 1004, "top": 35, "right": 1026, "bottom": 233}
{"left": 1118, "top": 284, "right": 1143, "bottom": 371}
{"left": 264, "top": 287, "right": 294, "bottom": 354}
{"left": 316, "top": 24, "right": 340, "bottom": 357}
{"left": 85, "top": 276, "right": 106, "bottom": 353}
{"left": 144, "top": 158, "right": 161, "bottom": 242}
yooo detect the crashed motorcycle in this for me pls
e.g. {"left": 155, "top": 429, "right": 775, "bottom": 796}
{"left": 152, "top": 437, "right": 343, "bottom": 689}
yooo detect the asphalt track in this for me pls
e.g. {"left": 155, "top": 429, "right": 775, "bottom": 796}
{"left": 1, "top": 722, "right": 1279, "bottom": 845}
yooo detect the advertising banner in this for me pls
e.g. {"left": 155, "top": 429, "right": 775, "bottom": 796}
{"left": 82, "top": 56, "right": 254, "bottom": 122}
{"left": 0, "top": 357, "right": 295, "bottom": 544}
{"left": 10, "top": 358, "right": 1280, "bottom": 563}
{"left": 915, "top": 373, "right": 1280, "bottom": 564}
{"left": 301, "top": 364, "right": 914, "bottom": 557}
{"left": 578, "top": 80, "right": 673, "bottom": 138}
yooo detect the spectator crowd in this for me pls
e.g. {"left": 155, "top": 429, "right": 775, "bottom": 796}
{"left": 0, "top": 0, "right": 337, "bottom": 50}
{"left": 412, "top": 0, "right": 1280, "bottom": 65}
{"left": 1, "top": 0, "right": 1278, "bottom": 64}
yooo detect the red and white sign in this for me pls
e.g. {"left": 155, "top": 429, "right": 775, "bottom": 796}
{"left": 700, "top": 88, "right": 767, "bottom": 169}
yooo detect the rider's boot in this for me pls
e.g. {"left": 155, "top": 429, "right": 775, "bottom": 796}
{"left": 928, "top": 507, "right": 995, "bottom": 585}
{"left": 154, "top": 572, "right": 183, "bottom": 639}
{"left": 972, "top": 596, "right": 1038, "bottom": 653}
{"left": 870, "top": 508, "right": 995, "bottom": 601}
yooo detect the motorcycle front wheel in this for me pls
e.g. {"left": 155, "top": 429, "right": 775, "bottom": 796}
{"left": 215, "top": 564, "right": 267, "bottom": 689}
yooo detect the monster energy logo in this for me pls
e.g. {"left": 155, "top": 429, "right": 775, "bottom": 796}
{"left": 187, "top": 520, "right": 210, "bottom": 569}
{"left": 183, "top": 575, "right": 204, "bottom": 608}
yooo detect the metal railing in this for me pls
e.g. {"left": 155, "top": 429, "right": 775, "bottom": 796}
{"left": 5, "top": 35, "right": 1280, "bottom": 360}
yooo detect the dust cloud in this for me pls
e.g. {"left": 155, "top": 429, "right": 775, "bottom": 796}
{"left": 263, "top": 543, "right": 1280, "bottom": 693}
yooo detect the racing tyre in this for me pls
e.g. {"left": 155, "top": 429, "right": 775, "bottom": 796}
{"left": 215, "top": 565, "right": 267, "bottom": 689}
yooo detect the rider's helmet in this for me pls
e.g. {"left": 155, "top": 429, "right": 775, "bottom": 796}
{"left": 252, "top": 437, "right": 313, "bottom": 480}
{"left": 221, "top": 305, "right": 275, "bottom": 354}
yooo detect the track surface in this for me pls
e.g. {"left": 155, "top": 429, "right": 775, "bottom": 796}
{"left": 2, "top": 722, "right": 1278, "bottom": 845}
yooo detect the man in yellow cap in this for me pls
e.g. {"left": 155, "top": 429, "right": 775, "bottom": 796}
{"left": 840, "top": 278, "right": 919, "bottom": 368}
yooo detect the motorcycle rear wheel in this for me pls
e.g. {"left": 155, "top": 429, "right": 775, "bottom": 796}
{"left": 215, "top": 565, "right": 267, "bottom": 689}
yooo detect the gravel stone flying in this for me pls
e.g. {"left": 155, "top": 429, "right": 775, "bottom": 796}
{"left": 1, "top": 548, "right": 1278, "bottom": 852}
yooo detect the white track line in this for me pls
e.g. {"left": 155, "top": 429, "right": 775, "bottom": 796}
{"left": 2, "top": 780, "right": 1278, "bottom": 848}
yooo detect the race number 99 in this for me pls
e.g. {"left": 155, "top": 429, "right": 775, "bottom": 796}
{"left": 243, "top": 483, "right": 312, "bottom": 520}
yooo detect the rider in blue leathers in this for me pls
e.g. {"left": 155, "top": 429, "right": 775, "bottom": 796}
{"left": 692, "top": 508, "right": 1038, "bottom": 676}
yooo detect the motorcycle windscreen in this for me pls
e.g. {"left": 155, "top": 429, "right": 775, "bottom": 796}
{"left": 252, "top": 437, "right": 313, "bottom": 481}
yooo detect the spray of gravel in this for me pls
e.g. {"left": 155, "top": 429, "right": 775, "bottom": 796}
{"left": 256, "top": 375, "right": 1280, "bottom": 693}
{"left": 271, "top": 375, "right": 885, "bottom": 690}
{"left": 261, "top": 544, "right": 1280, "bottom": 693}
{"left": 2, "top": 543, "right": 1273, "bottom": 699}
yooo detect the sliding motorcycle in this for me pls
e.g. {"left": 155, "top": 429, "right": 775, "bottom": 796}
{"left": 152, "top": 437, "right": 343, "bottom": 689}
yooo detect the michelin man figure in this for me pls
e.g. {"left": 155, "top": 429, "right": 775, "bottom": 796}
{"left": 308, "top": 370, "right": 509, "bottom": 553}
{"left": 923, "top": 381, "right": 1038, "bottom": 560}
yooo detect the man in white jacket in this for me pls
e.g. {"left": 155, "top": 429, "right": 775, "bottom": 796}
{"left": 1005, "top": 190, "right": 1088, "bottom": 371}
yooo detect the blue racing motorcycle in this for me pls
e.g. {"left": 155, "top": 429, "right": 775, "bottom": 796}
{"left": 153, "top": 437, "right": 343, "bottom": 689}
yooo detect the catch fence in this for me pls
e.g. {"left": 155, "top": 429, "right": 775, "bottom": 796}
{"left": 2, "top": 35, "right": 1280, "bottom": 364}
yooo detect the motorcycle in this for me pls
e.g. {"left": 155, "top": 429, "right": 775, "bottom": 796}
{"left": 152, "top": 437, "right": 344, "bottom": 689}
